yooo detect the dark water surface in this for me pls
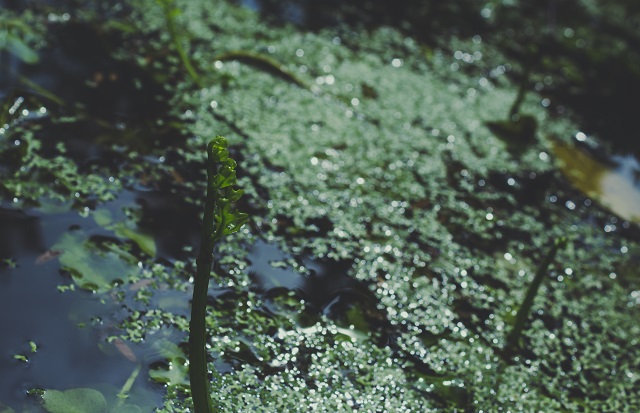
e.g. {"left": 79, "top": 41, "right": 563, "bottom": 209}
{"left": 0, "top": 207, "right": 161, "bottom": 409}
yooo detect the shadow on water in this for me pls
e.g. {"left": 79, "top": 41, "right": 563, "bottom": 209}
{"left": 133, "top": 190, "right": 203, "bottom": 261}
{"left": 247, "top": 240, "right": 395, "bottom": 345}
{"left": 248, "top": 240, "right": 376, "bottom": 323}
{"left": 0, "top": 173, "right": 199, "bottom": 410}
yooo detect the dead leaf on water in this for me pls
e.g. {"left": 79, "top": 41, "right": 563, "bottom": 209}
{"left": 35, "top": 249, "right": 62, "bottom": 265}
{"left": 113, "top": 338, "right": 137, "bottom": 362}
{"left": 129, "top": 278, "right": 154, "bottom": 291}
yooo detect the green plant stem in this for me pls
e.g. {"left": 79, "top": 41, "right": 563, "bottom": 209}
{"left": 508, "top": 67, "right": 529, "bottom": 120}
{"left": 189, "top": 136, "right": 249, "bottom": 413}
{"left": 165, "top": 15, "right": 202, "bottom": 88}
{"left": 504, "top": 236, "right": 568, "bottom": 358}
{"left": 115, "top": 363, "right": 141, "bottom": 409}
{"left": 213, "top": 51, "right": 311, "bottom": 90}
{"left": 156, "top": 0, "right": 203, "bottom": 87}
{"left": 189, "top": 150, "right": 218, "bottom": 413}
{"left": 18, "top": 75, "right": 66, "bottom": 106}
{"left": 189, "top": 136, "right": 247, "bottom": 413}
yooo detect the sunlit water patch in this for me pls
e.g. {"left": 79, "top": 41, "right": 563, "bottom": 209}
{"left": 552, "top": 135, "right": 640, "bottom": 223}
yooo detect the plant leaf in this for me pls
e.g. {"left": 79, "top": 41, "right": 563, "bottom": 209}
{"left": 92, "top": 209, "right": 157, "bottom": 257}
{"left": 213, "top": 160, "right": 238, "bottom": 188}
{"left": 42, "top": 388, "right": 107, "bottom": 413}
{"left": 148, "top": 340, "right": 188, "bottom": 386}
{"left": 207, "top": 136, "right": 229, "bottom": 163}
{"left": 55, "top": 231, "right": 140, "bottom": 292}
{"left": 114, "top": 224, "right": 157, "bottom": 257}
{"left": 213, "top": 204, "right": 248, "bottom": 240}
{"left": 6, "top": 36, "right": 39, "bottom": 64}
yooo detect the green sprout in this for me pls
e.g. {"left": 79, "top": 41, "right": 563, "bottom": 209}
{"left": 189, "top": 136, "right": 248, "bottom": 413}
{"left": 13, "top": 353, "right": 28, "bottom": 362}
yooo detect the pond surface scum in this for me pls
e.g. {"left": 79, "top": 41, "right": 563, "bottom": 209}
{"left": 1, "top": 0, "right": 640, "bottom": 412}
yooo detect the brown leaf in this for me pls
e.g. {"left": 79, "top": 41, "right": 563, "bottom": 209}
{"left": 129, "top": 278, "right": 154, "bottom": 291}
{"left": 113, "top": 338, "right": 137, "bottom": 362}
{"left": 35, "top": 250, "right": 62, "bottom": 265}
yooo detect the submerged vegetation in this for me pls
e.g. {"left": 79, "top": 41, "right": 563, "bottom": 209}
{"left": 0, "top": 0, "right": 639, "bottom": 412}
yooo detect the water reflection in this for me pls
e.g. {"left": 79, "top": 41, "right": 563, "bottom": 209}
{"left": 0, "top": 207, "right": 43, "bottom": 259}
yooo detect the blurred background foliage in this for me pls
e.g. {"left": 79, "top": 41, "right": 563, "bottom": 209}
{"left": 232, "top": 0, "right": 640, "bottom": 156}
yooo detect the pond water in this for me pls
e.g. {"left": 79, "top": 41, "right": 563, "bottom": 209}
{"left": 1, "top": 1, "right": 640, "bottom": 412}
{"left": 0, "top": 207, "right": 161, "bottom": 411}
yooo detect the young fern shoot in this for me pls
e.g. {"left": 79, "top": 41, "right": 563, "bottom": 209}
{"left": 190, "top": 136, "right": 248, "bottom": 413}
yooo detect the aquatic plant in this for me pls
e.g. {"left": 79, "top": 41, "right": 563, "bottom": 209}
{"left": 26, "top": 360, "right": 148, "bottom": 412}
{"left": 0, "top": 13, "right": 40, "bottom": 64}
{"left": 504, "top": 236, "right": 568, "bottom": 358}
{"left": 213, "top": 50, "right": 311, "bottom": 90}
{"left": 154, "top": 0, "right": 203, "bottom": 87}
{"left": 152, "top": 1, "right": 307, "bottom": 92}
{"left": 190, "top": 136, "right": 248, "bottom": 413}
